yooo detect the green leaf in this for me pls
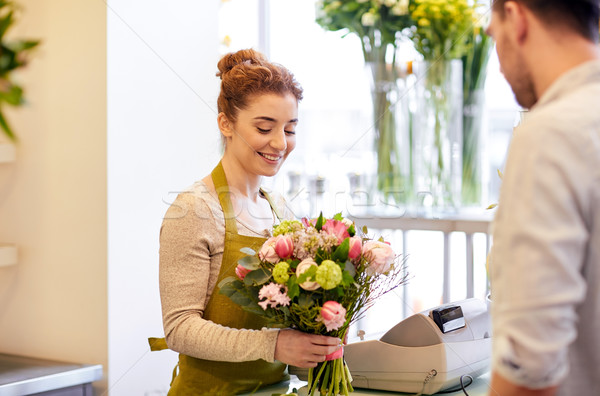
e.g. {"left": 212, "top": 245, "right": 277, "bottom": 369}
{"left": 296, "top": 266, "right": 316, "bottom": 284}
{"left": 298, "top": 293, "right": 315, "bottom": 308}
{"left": 237, "top": 255, "right": 260, "bottom": 270}
{"left": 486, "top": 203, "right": 498, "bottom": 210}
{"left": 362, "top": 225, "right": 368, "bottom": 235}
{"left": 243, "top": 267, "right": 271, "bottom": 286}
{"left": 0, "top": 10, "right": 13, "bottom": 39}
{"left": 341, "top": 270, "right": 355, "bottom": 287}
{"left": 8, "top": 39, "right": 40, "bottom": 52}
{"left": 287, "top": 280, "right": 300, "bottom": 300}
{"left": 332, "top": 238, "right": 349, "bottom": 262}
{"left": 314, "top": 248, "right": 328, "bottom": 264}
{"left": 0, "top": 109, "right": 15, "bottom": 142}
{"left": 0, "top": 83, "right": 22, "bottom": 106}
{"left": 240, "top": 247, "right": 256, "bottom": 256}
{"left": 315, "top": 212, "right": 325, "bottom": 231}
{"left": 344, "top": 261, "right": 356, "bottom": 278}
{"left": 217, "top": 276, "right": 238, "bottom": 289}
{"left": 347, "top": 223, "right": 356, "bottom": 237}
{"left": 333, "top": 212, "right": 343, "bottom": 221}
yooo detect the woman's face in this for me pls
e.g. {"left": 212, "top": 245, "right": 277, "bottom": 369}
{"left": 222, "top": 92, "right": 298, "bottom": 177}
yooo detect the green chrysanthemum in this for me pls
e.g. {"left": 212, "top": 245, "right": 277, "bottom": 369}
{"left": 273, "top": 262, "right": 290, "bottom": 284}
{"left": 315, "top": 260, "right": 342, "bottom": 290}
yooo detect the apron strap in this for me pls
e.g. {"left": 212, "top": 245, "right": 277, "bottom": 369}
{"left": 148, "top": 337, "right": 169, "bottom": 351}
{"left": 211, "top": 161, "right": 285, "bottom": 229}
{"left": 211, "top": 161, "right": 238, "bottom": 233}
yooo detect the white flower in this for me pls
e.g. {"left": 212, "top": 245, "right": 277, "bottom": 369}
{"left": 341, "top": 217, "right": 354, "bottom": 228}
{"left": 391, "top": 0, "right": 409, "bottom": 15}
{"left": 383, "top": 0, "right": 397, "bottom": 8}
{"left": 328, "top": 1, "right": 342, "bottom": 11}
{"left": 361, "top": 12, "right": 377, "bottom": 27}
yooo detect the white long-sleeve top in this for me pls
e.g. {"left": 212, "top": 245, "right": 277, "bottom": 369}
{"left": 159, "top": 180, "right": 291, "bottom": 363}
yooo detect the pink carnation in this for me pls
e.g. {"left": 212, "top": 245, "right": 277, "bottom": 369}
{"left": 317, "top": 300, "right": 346, "bottom": 332}
{"left": 322, "top": 219, "right": 350, "bottom": 244}
{"left": 258, "top": 282, "right": 291, "bottom": 310}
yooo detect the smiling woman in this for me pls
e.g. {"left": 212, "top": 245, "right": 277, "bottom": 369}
{"left": 148, "top": 48, "right": 342, "bottom": 395}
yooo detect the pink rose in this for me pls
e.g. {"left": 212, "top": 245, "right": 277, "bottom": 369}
{"left": 296, "top": 258, "right": 320, "bottom": 290}
{"left": 275, "top": 235, "right": 294, "bottom": 259}
{"left": 348, "top": 236, "right": 362, "bottom": 261}
{"left": 235, "top": 264, "right": 251, "bottom": 280}
{"left": 259, "top": 236, "right": 279, "bottom": 264}
{"left": 322, "top": 219, "right": 350, "bottom": 244}
{"left": 362, "top": 240, "right": 395, "bottom": 275}
{"left": 318, "top": 300, "right": 346, "bottom": 332}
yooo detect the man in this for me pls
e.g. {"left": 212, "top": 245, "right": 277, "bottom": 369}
{"left": 485, "top": 1, "right": 600, "bottom": 395}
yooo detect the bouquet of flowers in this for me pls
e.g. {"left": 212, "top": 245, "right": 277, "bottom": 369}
{"left": 219, "top": 213, "right": 408, "bottom": 396}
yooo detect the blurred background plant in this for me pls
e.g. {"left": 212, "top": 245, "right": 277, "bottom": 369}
{"left": 407, "top": 0, "right": 477, "bottom": 210}
{"left": 0, "top": 0, "right": 40, "bottom": 142}
{"left": 315, "top": 0, "right": 415, "bottom": 205}
{"left": 461, "top": 1, "right": 493, "bottom": 206}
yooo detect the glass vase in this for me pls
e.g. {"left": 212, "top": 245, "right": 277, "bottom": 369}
{"left": 462, "top": 88, "right": 486, "bottom": 207}
{"left": 412, "top": 59, "right": 463, "bottom": 214}
{"left": 365, "top": 56, "right": 412, "bottom": 213}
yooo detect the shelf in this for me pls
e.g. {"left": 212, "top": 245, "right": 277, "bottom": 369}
{"left": 0, "top": 353, "right": 103, "bottom": 395}
{"left": 0, "top": 244, "right": 17, "bottom": 267}
{"left": 0, "top": 142, "right": 16, "bottom": 163}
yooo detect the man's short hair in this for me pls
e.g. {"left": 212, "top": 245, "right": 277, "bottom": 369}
{"left": 492, "top": 0, "right": 600, "bottom": 43}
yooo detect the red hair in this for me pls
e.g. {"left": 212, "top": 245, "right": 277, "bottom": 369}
{"left": 216, "top": 48, "right": 303, "bottom": 124}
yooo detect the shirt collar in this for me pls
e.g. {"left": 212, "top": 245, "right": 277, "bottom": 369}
{"left": 534, "top": 60, "right": 600, "bottom": 109}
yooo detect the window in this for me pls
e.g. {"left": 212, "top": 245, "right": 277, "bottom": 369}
{"left": 219, "top": 0, "right": 519, "bottom": 325}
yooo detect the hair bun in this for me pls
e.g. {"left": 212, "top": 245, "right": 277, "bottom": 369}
{"left": 216, "top": 48, "right": 268, "bottom": 79}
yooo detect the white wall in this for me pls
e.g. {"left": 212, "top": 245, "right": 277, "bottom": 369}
{"left": 106, "top": 1, "right": 221, "bottom": 394}
{"left": 0, "top": 0, "right": 109, "bottom": 392}
{"left": 0, "top": 1, "right": 222, "bottom": 395}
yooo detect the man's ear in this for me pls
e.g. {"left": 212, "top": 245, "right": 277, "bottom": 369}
{"left": 504, "top": 1, "right": 528, "bottom": 44}
{"left": 218, "top": 112, "right": 233, "bottom": 139}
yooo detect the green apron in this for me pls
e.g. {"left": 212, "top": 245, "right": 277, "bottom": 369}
{"left": 149, "top": 161, "right": 287, "bottom": 395}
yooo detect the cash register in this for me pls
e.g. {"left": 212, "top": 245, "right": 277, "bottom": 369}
{"left": 290, "top": 298, "right": 491, "bottom": 395}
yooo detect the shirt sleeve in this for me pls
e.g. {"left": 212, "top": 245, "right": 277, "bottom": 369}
{"left": 489, "top": 117, "right": 590, "bottom": 389}
{"left": 159, "top": 190, "right": 279, "bottom": 363}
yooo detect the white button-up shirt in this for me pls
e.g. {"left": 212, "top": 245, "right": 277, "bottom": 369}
{"left": 490, "top": 60, "right": 600, "bottom": 395}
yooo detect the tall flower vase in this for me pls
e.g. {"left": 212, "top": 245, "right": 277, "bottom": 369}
{"left": 366, "top": 55, "right": 411, "bottom": 211}
{"left": 462, "top": 89, "right": 486, "bottom": 206}
{"left": 412, "top": 60, "right": 463, "bottom": 214}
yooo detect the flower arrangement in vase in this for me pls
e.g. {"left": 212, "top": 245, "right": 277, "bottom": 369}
{"left": 315, "top": 0, "right": 416, "bottom": 207}
{"left": 407, "top": 0, "right": 480, "bottom": 212}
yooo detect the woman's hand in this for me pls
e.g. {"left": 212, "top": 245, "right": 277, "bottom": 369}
{"left": 274, "top": 329, "right": 342, "bottom": 368}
